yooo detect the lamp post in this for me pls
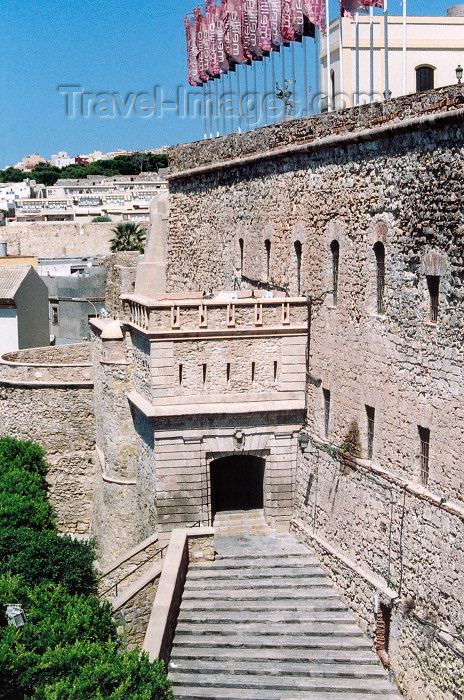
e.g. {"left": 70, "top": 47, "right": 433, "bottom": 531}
{"left": 298, "top": 432, "right": 310, "bottom": 452}
{"left": 456, "top": 65, "right": 463, "bottom": 84}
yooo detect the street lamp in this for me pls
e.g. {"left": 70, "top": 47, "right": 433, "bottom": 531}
{"left": 5, "top": 604, "right": 27, "bottom": 628}
{"left": 456, "top": 65, "right": 463, "bottom": 84}
{"left": 298, "top": 432, "right": 310, "bottom": 451}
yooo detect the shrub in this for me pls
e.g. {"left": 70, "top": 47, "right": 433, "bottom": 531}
{"left": 0, "top": 438, "right": 49, "bottom": 480}
{"left": 0, "top": 470, "right": 55, "bottom": 532}
{"left": 0, "top": 529, "right": 98, "bottom": 595}
{"left": 92, "top": 216, "right": 112, "bottom": 222}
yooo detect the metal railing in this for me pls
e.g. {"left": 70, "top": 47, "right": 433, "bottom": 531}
{"left": 99, "top": 520, "right": 202, "bottom": 599}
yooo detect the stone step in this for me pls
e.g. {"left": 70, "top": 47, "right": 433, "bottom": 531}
{"left": 174, "top": 622, "right": 363, "bottom": 637}
{"left": 170, "top": 672, "right": 396, "bottom": 694}
{"left": 186, "top": 565, "right": 325, "bottom": 579}
{"left": 170, "top": 646, "right": 382, "bottom": 664}
{"left": 172, "top": 687, "right": 401, "bottom": 700}
{"left": 172, "top": 634, "right": 372, "bottom": 650}
{"left": 180, "top": 598, "right": 349, "bottom": 611}
{"left": 192, "top": 556, "right": 319, "bottom": 568}
{"left": 177, "top": 610, "right": 355, "bottom": 624}
{"left": 182, "top": 587, "right": 340, "bottom": 601}
{"left": 184, "top": 577, "right": 329, "bottom": 590}
{"left": 169, "top": 659, "right": 388, "bottom": 679}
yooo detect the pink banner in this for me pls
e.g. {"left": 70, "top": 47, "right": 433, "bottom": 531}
{"left": 269, "top": 0, "right": 284, "bottom": 48}
{"left": 243, "top": 0, "right": 262, "bottom": 59}
{"left": 194, "top": 7, "right": 210, "bottom": 82}
{"left": 206, "top": 0, "right": 220, "bottom": 76}
{"left": 185, "top": 16, "right": 203, "bottom": 86}
{"left": 291, "top": 0, "right": 305, "bottom": 40}
{"left": 281, "top": 1, "right": 295, "bottom": 42}
{"left": 302, "top": 0, "right": 325, "bottom": 33}
{"left": 215, "top": 1, "right": 230, "bottom": 73}
{"left": 340, "top": 0, "right": 354, "bottom": 18}
{"left": 224, "top": 0, "right": 247, "bottom": 64}
{"left": 258, "top": 0, "right": 272, "bottom": 53}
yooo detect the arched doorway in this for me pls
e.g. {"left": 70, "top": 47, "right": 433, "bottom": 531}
{"left": 210, "top": 455, "right": 265, "bottom": 518}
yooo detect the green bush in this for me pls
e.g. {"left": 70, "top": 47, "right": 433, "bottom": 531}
{"left": 92, "top": 216, "right": 112, "bottom": 222}
{"left": 0, "top": 438, "right": 49, "bottom": 480}
{"left": 0, "top": 470, "right": 55, "bottom": 532}
{"left": 0, "top": 529, "right": 98, "bottom": 595}
{"left": 0, "top": 438, "right": 172, "bottom": 700}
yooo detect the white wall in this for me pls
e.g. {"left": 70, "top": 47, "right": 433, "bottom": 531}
{"left": 0, "top": 309, "right": 19, "bottom": 354}
{"left": 322, "top": 15, "right": 464, "bottom": 109}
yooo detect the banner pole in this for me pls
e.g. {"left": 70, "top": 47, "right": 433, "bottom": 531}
{"left": 384, "top": 0, "right": 390, "bottom": 100}
{"left": 402, "top": 0, "right": 407, "bottom": 95}
{"left": 303, "top": 35, "right": 308, "bottom": 117}
{"left": 203, "top": 84, "right": 208, "bottom": 139}
{"left": 326, "top": 0, "right": 332, "bottom": 112}
{"left": 282, "top": 45, "right": 286, "bottom": 120}
{"left": 369, "top": 6, "right": 374, "bottom": 103}
{"left": 263, "top": 54, "right": 268, "bottom": 125}
{"left": 291, "top": 41, "right": 296, "bottom": 117}
{"left": 355, "top": 12, "right": 359, "bottom": 107}
{"left": 215, "top": 78, "right": 220, "bottom": 137}
{"left": 236, "top": 65, "right": 242, "bottom": 132}
{"left": 228, "top": 70, "right": 234, "bottom": 134}
{"left": 271, "top": 50, "right": 277, "bottom": 123}
{"left": 339, "top": 14, "right": 344, "bottom": 110}
{"left": 315, "top": 28, "right": 321, "bottom": 114}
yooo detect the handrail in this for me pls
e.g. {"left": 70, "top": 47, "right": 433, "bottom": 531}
{"left": 99, "top": 520, "right": 203, "bottom": 599}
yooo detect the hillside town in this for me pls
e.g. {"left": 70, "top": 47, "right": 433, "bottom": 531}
{"left": 0, "top": 2, "right": 463, "bottom": 700}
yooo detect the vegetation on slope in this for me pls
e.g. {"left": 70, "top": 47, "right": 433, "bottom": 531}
{"left": 0, "top": 437, "right": 172, "bottom": 700}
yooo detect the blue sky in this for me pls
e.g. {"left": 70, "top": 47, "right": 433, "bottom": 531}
{"left": 0, "top": 0, "right": 456, "bottom": 168}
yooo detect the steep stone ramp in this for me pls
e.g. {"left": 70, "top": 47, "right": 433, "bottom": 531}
{"left": 169, "top": 513, "right": 402, "bottom": 699}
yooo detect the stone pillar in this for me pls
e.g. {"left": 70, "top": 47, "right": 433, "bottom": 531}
{"left": 135, "top": 191, "right": 169, "bottom": 296}
{"left": 91, "top": 319, "right": 139, "bottom": 566}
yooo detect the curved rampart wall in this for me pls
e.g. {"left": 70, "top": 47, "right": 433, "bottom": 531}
{"left": 0, "top": 344, "right": 95, "bottom": 534}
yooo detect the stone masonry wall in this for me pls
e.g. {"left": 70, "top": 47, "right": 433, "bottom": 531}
{"left": 0, "top": 344, "right": 95, "bottom": 534}
{"left": 164, "top": 86, "right": 464, "bottom": 699}
{"left": 2, "top": 221, "right": 114, "bottom": 258}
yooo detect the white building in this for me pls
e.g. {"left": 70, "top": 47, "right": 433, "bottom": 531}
{"left": 321, "top": 4, "right": 464, "bottom": 110}
{"left": 50, "top": 151, "right": 76, "bottom": 168}
{"left": 0, "top": 180, "right": 36, "bottom": 212}
{"left": 0, "top": 266, "right": 49, "bottom": 354}
{"left": 12, "top": 174, "right": 168, "bottom": 223}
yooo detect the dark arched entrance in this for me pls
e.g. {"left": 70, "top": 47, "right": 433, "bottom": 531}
{"left": 210, "top": 455, "right": 265, "bottom": 518}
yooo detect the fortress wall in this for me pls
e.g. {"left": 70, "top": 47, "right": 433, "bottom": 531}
{"left": 165, "top": 86, "right": 464, "bottom": 699}
{"left": 2, "top": 221, "right": 114, "bottom": 258}
{"left": 0, "top": 345, "right": 95, "bottom": 534}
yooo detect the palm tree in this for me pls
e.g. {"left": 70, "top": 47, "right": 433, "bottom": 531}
{"left": 109, "top": 222, "right": 146, "bottom": 252}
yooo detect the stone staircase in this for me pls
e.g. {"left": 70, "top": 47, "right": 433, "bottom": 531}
{"left": 169, "top": 510, "right": 402, "bottom": 699}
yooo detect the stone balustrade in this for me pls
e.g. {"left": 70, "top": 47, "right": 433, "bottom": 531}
{"left": 122, "top": 293, "right": 308, "bottom": 335}
{"left": 0, "top": 343, "right": 93, "bottom": 385}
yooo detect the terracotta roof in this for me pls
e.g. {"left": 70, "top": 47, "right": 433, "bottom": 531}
{"left": 0, "top": 266, "right": 32, "bottom": 302}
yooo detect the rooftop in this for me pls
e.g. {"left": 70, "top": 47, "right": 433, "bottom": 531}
{"left": 0, "top": 266, "right": 32, "bottom": 302}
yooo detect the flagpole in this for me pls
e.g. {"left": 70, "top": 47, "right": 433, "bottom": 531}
{"left": 263, "top": 54, "right": 268, "bottom": 125}
{"left": 384, "top": 0, "right": 390, "bottom": 100}
{"left": 215, "top": 78, "right": 220, "bottom": 137}
{"left": 355, "top": 13, "right": 359, "bottom": 107}
{"left": 339, "top": 15, "right": 344, "bottom": 110}
{"left": 228, "top": 70, "right": 234, "bottom": 134}
{"left": 203, "top": 84, "right": 208, "bottom": 139}
{"left": 369, "top": 6, "right": 374, "bottom": 103}
{"left": 244, "top": 64, "right": 249, "bottom": 131}
{"left": 303, "top": 35, "right": 308, "bottom": 117}
{"left": 326, "top": 0, "right": 332, "bottom": 112}
{"left": 236, "top": 66, "right": 242, "bottom": 133}
{"left": 271, "top": 49, "right": 276, "bottom": 123}
{"left": 315, "top": 28, "right": 321, "bottom": 114}
{"left": 282, "top": 45, "right": 286, "bottom": 120}
{"left": 209, "top": 80, "right": 214, "bottom": 138}
{"left": 402, "top": 0, "right": 407, "bottom": 95}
